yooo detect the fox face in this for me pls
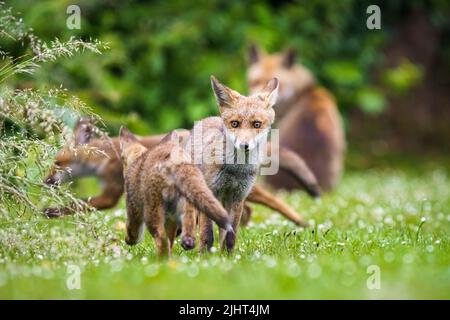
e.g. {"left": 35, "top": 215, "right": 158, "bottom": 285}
{"left": 247, "top": 46, "right": 315, "bottom": 105}
{"left": 44, "top": 118, "right": 97, "bottom": 185}
{"left": 210, "top": 75, "right": 278, "bottom": 151}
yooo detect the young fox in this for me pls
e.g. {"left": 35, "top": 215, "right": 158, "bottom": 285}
{"left": 184, "top": 75, "right": 279, "bottom": 252}
{"left": 248, "top": 46, "right": 346, "bottom": 191}
{"left": 118, "top": 127, "right": 232, "bottom": 257}
{"left": 44, "top": 118, "right": 319, "bottom": 226}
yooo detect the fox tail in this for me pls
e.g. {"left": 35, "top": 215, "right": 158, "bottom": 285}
{"left": 174, "top": 164, "right": 233, "bottom": 232}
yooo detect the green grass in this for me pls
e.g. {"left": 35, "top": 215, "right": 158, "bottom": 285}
{"left": 1, "top": 166, "right": 450, "bottom": 299}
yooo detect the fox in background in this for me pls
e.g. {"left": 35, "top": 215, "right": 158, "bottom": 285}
{"left": 248, "top": 45, "right": 346, "bottom": 191}
{"left": 44, "top": 117, "right": 320, "bottom": 227}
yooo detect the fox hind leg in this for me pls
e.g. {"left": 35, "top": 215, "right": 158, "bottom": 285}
{"left": 199, "top": 213, "right": 214, "bottom": 253}
{"left": 145, "top": 202, "right": 168, "bottom": 258}
{"left": 165, "top": 218, "right": 178, "bottom": 257}
{"left": 180, "top": 199, "right": 197, "bottom": 251}
{"left": 220, "top": 202, "right": 243, "bottom": 253}
{"left": 125, "top": 198, "right": 144, "bottom": 245}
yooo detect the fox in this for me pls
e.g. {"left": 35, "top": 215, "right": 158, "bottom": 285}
{"left": 182, "top": 75, "right": 280, "bottom": 252}
{"left": 44, "top": 118, "right": 320, "bottom": 227}
{"left": 118, "top": 127, "right": 232, "bottom": 257}
{"left": 247, "top": 45, "right": 346, "bottom": 191}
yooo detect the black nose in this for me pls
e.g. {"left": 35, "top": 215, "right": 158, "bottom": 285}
{"left": 44, "top": 177, "right": 55, "bottom": 185}
{"left": 240, "top": 143, "right": 249, "bottom": 151}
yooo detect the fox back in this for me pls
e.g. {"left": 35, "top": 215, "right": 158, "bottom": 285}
{"left": 247, "top": 46, "right": 345, "bottom": 191}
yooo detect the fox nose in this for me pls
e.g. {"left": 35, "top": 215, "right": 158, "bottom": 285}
{"left": 44, "top": 176, "right": 56, "bottom": 186}
{"left": 239, "top": 142, "right": 249, "bottom": 151}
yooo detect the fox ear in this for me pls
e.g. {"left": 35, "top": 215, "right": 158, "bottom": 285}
{"left": 248, "top": 44, "right": 261, "bottom": 65}
{"left": 261, "top": 78, "right": 279, "bottom": 107}
{"left": 160, "top": 130, "right": 180, "bottom": 144}
{"left": 210, "top": 75, "right": 240, "bottom": 109}
{"left": 74, "top": 117, "right": 94, "bottom": 145}
{"left": 119, "top": 126, "right": 138, "bottom": 149}
{"left": 282, "top": 47, "right": 296, "bottom": 68}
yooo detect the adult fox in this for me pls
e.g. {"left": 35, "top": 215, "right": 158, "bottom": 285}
{"left": 247, "top": 46, "right": 346, "bottom": 191}
{"left": 44, "top": 118, "right": 319, "bottom": 226}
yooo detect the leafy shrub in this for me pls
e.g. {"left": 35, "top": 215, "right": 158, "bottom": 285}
{"left": 0, "top": 3, "right": 107, "bottom": 216}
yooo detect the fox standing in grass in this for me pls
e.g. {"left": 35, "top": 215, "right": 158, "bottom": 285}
{"left": 185, "top": 75, "right": 279, "bottom": 252}
{"left": 44, "top": 118, "right": 319, "bottom": 226}
{"left": 248, "top": 46, "right": 345, "bottom": 191}
{"left": 118, "top": 127, "right": 232, "bottom": 257}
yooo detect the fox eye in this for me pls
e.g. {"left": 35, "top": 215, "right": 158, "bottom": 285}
{"left": 253, "top": 121, "right": 262, "bottom": 129}
{"left": 54, "top": 160, "right": 61, "bottom": 166}
{"left": 230, "top": 121, "right": 240, "bottom": 128}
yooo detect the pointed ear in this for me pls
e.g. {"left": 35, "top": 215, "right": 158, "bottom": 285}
{"left": 73, "top": 117, "right": 94, "bottom": 145}
{"left": 210, "top": 75, "right": 240, "bottom": 108}
{"left": 119, "top": 126, "right": 138, "bottom": 150}
{"left": 282, "top": 47, "right": 296, "bottom": 68}
{"left": 261, "top": 78, "right": 279, "bottom": 107}
{"left": 160, "top": 130, "right": 180, "bottom": 144}
{"left": 248, "top": 44, "right": 261, "bottom": 65}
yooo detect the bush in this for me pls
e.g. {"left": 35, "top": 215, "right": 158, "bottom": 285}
{"left": 0, "top": 3, "right": 107, "bottom": 216}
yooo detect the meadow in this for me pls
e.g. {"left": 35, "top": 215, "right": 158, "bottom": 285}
{"left": 1, "top": 158, "right": 449, "bottom": 299}
{"left": 1, "top": 1, "right": 450, "bottom": 301}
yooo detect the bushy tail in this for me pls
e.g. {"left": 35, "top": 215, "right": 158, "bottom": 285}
{"left": 174, "top": 164, "right": 232, "bottom": 232}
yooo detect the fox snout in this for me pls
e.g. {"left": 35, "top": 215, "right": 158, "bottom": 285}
{"left": 44, "top": 173, "right": 60, "bottom": 186}
{"left": 228, "top": 129, "right": 259, "bottom": 152}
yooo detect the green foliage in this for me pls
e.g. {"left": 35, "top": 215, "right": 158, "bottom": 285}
{"left": 382, "top": 59, "right": 424, "bottom": 95}
{"left": 4, "top": 0, "right": 448, "bottom": 133}
{"left": 0, "top": 3, "right": 107, "bottom": 217}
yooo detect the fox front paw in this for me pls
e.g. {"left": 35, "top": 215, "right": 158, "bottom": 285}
{"left": 43, "top": 207, "right": 63, "bottom": 218}
{"left": 181, "top": 236, "right": 196, "bottom": 250}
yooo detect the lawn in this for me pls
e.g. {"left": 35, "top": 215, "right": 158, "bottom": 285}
{"left": 1, "top": 163, "right": 449, "bottom": 299}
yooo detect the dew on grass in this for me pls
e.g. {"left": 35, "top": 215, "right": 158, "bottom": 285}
{"left": 403, "top": 254, "right": 414, "bottom": 264}
{"left": 186, "top": 264, "right": 199, "bottom": 278}
{"left": 307, "top": 264, "right": 322, "bottom": 279}
{"left": 263, "top": 256, "right": 277, "bottom": 268}
{"left": 144, "top": 264, "right": 160, "bottom": 277}
{"left": 114, "top": 209, "right": 125, "bottom": 217}
{"left": 286, "top": 262, "right": 301, "bottom": 278}
{"left": 384, "top": 252, "right": 395, "bottom": 263}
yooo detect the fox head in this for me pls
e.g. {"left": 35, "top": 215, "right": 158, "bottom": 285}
{"left": 44, "top": 118, "right": 97, "bottom": 186}
{"left": 118, "top": 127, "right": 147, "bottom": 170}
{"left": 247, "top": 45, "right": 315, "bottom": 105}
{"left": 211, "top": 75, "right": 278, "bottom": 151}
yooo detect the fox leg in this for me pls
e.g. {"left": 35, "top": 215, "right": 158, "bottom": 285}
{"left": 125, "top": 197, "right": 144, "bottom": 245}
{"left": 198, "top": 213, "right": 214, "bottom": 252}
{"left": 240, "top": 203, "right": 253, "bottom": 227}
{"left": 247, "top": 184, "right": 308, "bottom": 227}
{"left": 145, "top": 203, "right": 168, "bottom": 258}
{"left": 165, "top": 218, "right": 178, "bottom": 257}
{"left": 180, "top": 199, "right": 197, "bottom": 251}
{"left": 87, "top": 176, "right": 124, "bottom": 210}
{"left": 219, "top": 202, "right": 243, "bottom": 253}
